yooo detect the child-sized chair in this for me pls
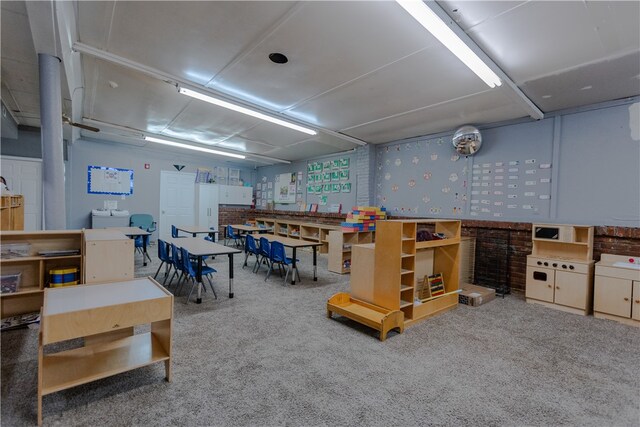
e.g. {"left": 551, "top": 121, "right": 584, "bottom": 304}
{"left": 266, "top": 241, "right": 300, "bottom": 284}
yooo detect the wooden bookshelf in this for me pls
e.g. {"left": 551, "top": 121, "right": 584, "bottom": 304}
{"left": 327, "top": 230, "right": 374, "bottom": 274}
{"left": 255, "top": 217, "right": 340, "bottom": 253}
{"left": 1, "top": 230, "right": 83, "bottom": 318}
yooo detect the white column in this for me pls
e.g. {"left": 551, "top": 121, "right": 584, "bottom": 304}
{"left": 39, "top": 53, "right": 67, "bottom": 229}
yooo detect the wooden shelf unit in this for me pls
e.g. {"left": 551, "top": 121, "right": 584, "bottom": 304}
{"left": 255, "top": 217, "right": 340, "bottom": 253}
{"left": 328, "top": 219, "right": 461, "bottom": 339}
{"left": 593, "top": 254, "right": 640, "bottom": 327}
{"left": 1, "top": 230, "right": 83, "bottom": 318}
{"left": 531, "top": 224, "right": 594, "bottom": 261}
{"left": 1, "top": 195, "right": 24, "bottom": 230}
{"left": 38, "top": 278, "right": 173, "bottom": 425}
{"left": 327, "top": 230, "right": 374, "bottom": 274}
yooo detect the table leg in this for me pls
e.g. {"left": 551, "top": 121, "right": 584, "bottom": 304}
{"left": 228, "top": 253, "right": 234, "bottom": 298}
{"left": 196, "top": 256, "right": 203, "bottom": 304}
{"left": 313, "top": 246, "right": 318, "bottom": 281}
{"left": 291, "top": 248, "right": 297, "bottom": 285}
{"left": 143, "top": 236, "right": 148, "bottom": 266}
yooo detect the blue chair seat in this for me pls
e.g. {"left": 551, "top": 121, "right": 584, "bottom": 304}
{"left": 266, "top": 240, "right": 300, "bottom": 283}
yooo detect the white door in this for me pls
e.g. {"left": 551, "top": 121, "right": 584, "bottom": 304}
{"left": 0, "top": 156, "right": 42, "bottom": 230}
{"left": 159, "top": 171, "right": 196, "bottom": 241}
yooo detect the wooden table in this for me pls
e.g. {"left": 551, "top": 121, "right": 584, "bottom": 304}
{"left": 175, "top": 225, "right": 219, "bottom": 241}
{"left": 38, "top": 278, "right": 173, "bottom": 425}
{"left": 165, "top": 237, "right": 242, "bottom": 303}
{"left": 252, "top": 234, "right": 322, "bottom": 285}
{"left": 107, "top": 226, "right": 152, "bottom": 266}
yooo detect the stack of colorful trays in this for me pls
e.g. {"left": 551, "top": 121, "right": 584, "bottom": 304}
{"left": 341, "top": 206, "right": 387, "bottom": 232}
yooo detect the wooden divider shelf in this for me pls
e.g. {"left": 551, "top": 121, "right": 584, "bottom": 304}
{"left": 327, "top": 219, "right": 461, "bottom": 340}
{"left": 328, "top": 230, "right": 374, "bottom": 274}
{"left": 255, "top": 218, "right": 340, "bottom": 253}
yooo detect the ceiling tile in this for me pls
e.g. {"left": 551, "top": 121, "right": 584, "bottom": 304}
{"left": 83, "top": 57, "right": 191, "bottom": 133}
{"left": 263, "top": 141, "right": 349, "bottom": 162}
{"left": 216, "top": 138, "right": 276, "bottom": 155}
{"left": 465, "top": 1, "right": 640, "bottom": 83}
{"left": 237, "top": 121, "right": 312, "bottom": 147}
{"left": 1, "top": 58, "right": 39, "bottom": 93}
{"left": 211, "top": 1, "right": 437, "bottom": 112}
{"left": 522, "top": 51, "right": 640, "bottom": 112}
{"left": 80, "top": 1, "right": 295, "bottom": 86}
{"left": 288, "top": 44, "right": 488, "bottom": 131}
{"left": 346, "top": 89, "right": 527, "bottom": 143}
{"left": 439, "top": 1, "right": 527, "bottom": 30}
{"left": 1, "top": 7, "right": 37, "bottom": 64}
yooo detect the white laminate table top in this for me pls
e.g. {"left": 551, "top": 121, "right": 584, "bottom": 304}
{"left": 229, "top": 224, "right": 271, "bottom": 232}
{"left": 175, "top": 225, "right": 218, "bottom": 234}
{"left": 44, "top": 278, "right": 169, "bottom": 316}
{"left": 107, "top": 227, "right": 151, "bottom": 236}
{"left": 164, "top": 237, "right": 242, "bottom": 256}
{"left": 257, "top": 234, "right": 322, "bottom": 248}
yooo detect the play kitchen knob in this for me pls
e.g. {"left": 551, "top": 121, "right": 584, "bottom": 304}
{"left": 537, "top": 261, "right": 542, "bottom": 265}
{"left": 569, "top": 265, "right": 574, "bottom": 270}
{"left": 552, "top": 263, "right": 558, "bottom": 268}
{"left": 562, "top": 264, "right": 567, "bottom": 269}
{"left": 544, "top": 262, "right": 549, "bottom": 266}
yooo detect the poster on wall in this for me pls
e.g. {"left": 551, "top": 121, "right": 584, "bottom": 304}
{"left": 274, "top": 172, "right": 297, "bottom": 203}
{"left": 87, "top": 166, "right": 134, "bottom": 195}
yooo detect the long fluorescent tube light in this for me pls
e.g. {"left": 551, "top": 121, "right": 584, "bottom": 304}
{"left": 144, "top": 136, "right": 246, "bottom": 159}
{"left": 396, "top": 0, "right": 501, "bottom": 88}
{"left": 179, "top": 87, "right": 317, "bottom": 136}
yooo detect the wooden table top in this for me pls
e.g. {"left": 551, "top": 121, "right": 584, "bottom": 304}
{"left": 165, "top": 237, "right": 242, "bottom": 256}
{"left": 256, "top": 234, "right": 322, "bottom": 248}
{"left": 175, "top": 225, "right": 218, "bottom": 234}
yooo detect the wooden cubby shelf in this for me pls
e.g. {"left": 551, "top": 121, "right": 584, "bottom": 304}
{"left": 328, "top": 219, "right": 461, "bottom": 340}
{"left": 255, "top": 218, "right": 340, "bottom": 254}
{"left": 328, "top": 230, "right": 374, "bottom": 274}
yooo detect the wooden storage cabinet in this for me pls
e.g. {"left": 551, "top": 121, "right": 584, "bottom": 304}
{"left": 1, "top": 231, "right": 83, "bottom": 318}
{"left": 593, "top": 254, "right": 640, "bottom": 327}
{"left": 195, "top": 183, "right": 219, "bottom": 230}
{"left": 328, "top": 230, "right": 373, "bottom": 274}
{"left": 1, "top": 195, "right": 24, "bottom": 230}
{"left": 83, "top": 229, "right": 134, "bottom": 284}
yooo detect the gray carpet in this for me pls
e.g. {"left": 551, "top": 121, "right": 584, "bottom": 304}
{"left": 2, "top": 244, "right": 639, "bottom": 426}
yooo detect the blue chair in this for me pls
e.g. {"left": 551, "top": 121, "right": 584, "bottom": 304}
{"left": 256, "top": 237, "right": 271, "bottom": 274}
{"left": 166, "top": 243, "right": 183, "bottom": 288}
{"left": 130, "top": 214, "right": 156, "bottom": 233}
{"left": 178, "top": 247, "right": 217, "bottom": 302}
{"left": 266, "top": 241, "right": 299, "bottom": 283}
{"left": 171, "top": 225, "right": 186, "bottom": 238}
{"left": 225, "top": 225, "right": 242, "bottom": 247}
{"left": 153, "top": 239, "right": 172, "bottom": 280}
{"left": 134, "top": 233, "right": 152, "bottom": 263}
{"left": 243, "top": 235, "right": 260, "bottom": 272}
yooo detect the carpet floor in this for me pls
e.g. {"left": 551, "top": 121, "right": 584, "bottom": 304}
{"left": 2, "top": 244, "right": 639, "bottom": 426}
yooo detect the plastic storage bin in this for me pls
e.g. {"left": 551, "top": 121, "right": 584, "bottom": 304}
{"left": 0, "top": 243, "right": 31, "bottom": 258}
{"left": 0, "top": 272, "right": 21, "bottom": 293}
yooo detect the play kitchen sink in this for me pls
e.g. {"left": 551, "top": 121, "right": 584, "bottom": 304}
{"left": 594, "top": 254, "right": 640, "bottom": 327}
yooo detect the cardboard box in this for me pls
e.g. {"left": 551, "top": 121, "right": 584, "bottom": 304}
{"left": 459, "top": 284, "right": 496, "bottom": 307}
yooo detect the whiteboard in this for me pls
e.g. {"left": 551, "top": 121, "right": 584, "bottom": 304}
{"left": 87, "top": 165, "right": 134, "bottom": 195}
{"left": 274, "top": 172, "right": 296, "bottom": 203}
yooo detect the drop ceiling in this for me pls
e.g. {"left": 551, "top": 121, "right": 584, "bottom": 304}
{"left": 1, "top": 1, "right": 639, "bottom": 165}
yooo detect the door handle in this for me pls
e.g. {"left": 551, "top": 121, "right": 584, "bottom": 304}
{"left": 556, "top": 286, "right": 560, "bottom": 289}
{"left": 624, "top": 297, "right": 629, "bottom": 301}
{"left": 547, "top": 285, "right": 552, "bottom": 288}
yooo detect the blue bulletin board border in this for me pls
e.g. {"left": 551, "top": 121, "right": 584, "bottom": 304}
{"left": 87, "top": 165, "right": 134, "bottom": 195}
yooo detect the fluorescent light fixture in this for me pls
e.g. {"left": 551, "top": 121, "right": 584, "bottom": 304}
{"left": 179, "top": 87, "right": 317, "bottom": 135}
{"left": 396, "top": 0, "right": 502, "bottom": 88}
{"left": 144, "top": 136, "right": 246, "bottom": 159}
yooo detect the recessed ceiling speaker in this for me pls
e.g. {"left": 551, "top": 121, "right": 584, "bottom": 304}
{"left": 269, "top": 53, "right": 288, "bottom": 64}
{"left": 452, "top": 125, "right": 482, "bottom": 155}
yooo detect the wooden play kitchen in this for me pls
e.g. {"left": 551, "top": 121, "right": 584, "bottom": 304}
{"left": 38, "top": 277, "right": 173, "bottom": 425}
{"left": 0, "top": 195, "right": 24, "bottom": 231}
{"left": 525, "top": 224, "right": 595, "bottom": 315}
{"left": 327, "top": 219, "right": 461, "bottom": 340}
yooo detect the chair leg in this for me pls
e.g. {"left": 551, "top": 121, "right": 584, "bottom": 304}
{"left": 207, "top": 276, "right": 217, "bottom": 299}
{"left": 265, "top": 261, "right": 274, "bottom": 281}
{"left": 243, "top": 252, "right": 250, "bottom": 269}
{"left": 186, "top": 278, "right": 197, "bottom": 304}
{"left": 284, "top": 265, "right": 290, "bottom": 284}
{"left": 153, "top": 261, "right": 165, "bottom": 279}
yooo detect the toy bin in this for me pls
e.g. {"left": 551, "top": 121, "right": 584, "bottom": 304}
{"left": 0, "top": 272, "right": 22, "bottom": 293}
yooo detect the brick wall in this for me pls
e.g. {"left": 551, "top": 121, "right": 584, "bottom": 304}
{"left": 224, "top": 207, "right": 640, "bottom": 293}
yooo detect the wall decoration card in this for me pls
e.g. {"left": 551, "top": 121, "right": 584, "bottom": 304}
{"left": 375, "top": 137, "right": 469, "bottom": 216}
{"left": 216, "top": 166, "right": 228, "bottom": 185}
{"left": 274, "top": 172, "right": 296, "bottom": 203}
{"left": 468, "top": 120, "right": 553, "bottom": 219}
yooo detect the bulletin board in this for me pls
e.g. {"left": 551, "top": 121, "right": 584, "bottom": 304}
{"left": 87, "top": 165, "right": 134, "bottom": 195}
{"left": 274, "top": 172, "right": 297, "bottom": 204}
